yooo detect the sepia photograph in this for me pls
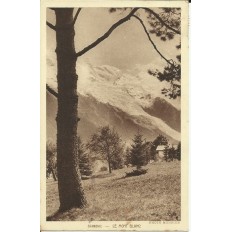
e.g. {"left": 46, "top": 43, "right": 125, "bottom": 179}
{"left": 5, "top": 1, "right": 232, "bottom": 232}
{"left": 41, "top": 1, "right": 188, "bottom": 230}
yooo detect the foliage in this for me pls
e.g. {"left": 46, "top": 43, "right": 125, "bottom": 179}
{"left": 87, "top": 126, "right": 124, "bottom": 173}
{"left": 109, "top": 7, "right": 181, "bottom": 41}
{"left": 110, "top": 148, "right": 125, "bottom": 170}
{"left": 125, "top": 168, "right": 148, "bottom": 177}
{"left": 153, "top": 134, "right": 168, "bottom": 147}
{"left": 168, "top": 146, "right": 176, "bottom": 161}
{"left": 46, "top": 140, "right": 57, "bottom": 181}
{"left": 127, "top": 141, "right": 152, "bottom": 165}
{"left": 100, "top": 166, "right": 108, "bottom": 172}
{"left": 148, "top": 43, "right": 181, "bottom": 99}
{"left": 109, "top": 7, "right": 181, "bottom": 99}
{"left": 164, "top": 144, "right": 180, "bottom": 162}
{"left": 163, "top": 144, "right": 170, "bottom": 162}
{"left": 124, "top": 147, "right": 132, "bottom": 166}
{"left": 176, "top": 142, "right": 181, "bottom": 161}
{"left": 144, "top": 141, "right": 152, "bottom": 164}
{"left": 130, "top": 132, "right": 147, "bottom": 169}
{"left": 147, "top": 8, "right": 181, "bottom": 99}
{"left": 146, "top": 7, "right": 181, "bottom": 40}
{"left": 77, "top": 137, "right": 92, "bottom": 177}
{"left": 46, "top": 138, "right": 93, "bottom": 180}
{"left": 148, "top": 64, "right": 181, "bottom": 99}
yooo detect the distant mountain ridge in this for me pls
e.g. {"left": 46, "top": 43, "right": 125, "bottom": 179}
{"left": 46, "top": 62, "right": 181, "bottom": 144}
{"left": 143, "top": 97, "right": 180, "bottom": 132}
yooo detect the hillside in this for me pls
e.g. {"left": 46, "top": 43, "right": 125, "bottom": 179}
{"left": 143, "top": 97, "right": 180, "bottom": 132}
{"left": 47, "top": 161, "right": 181, "bottom": 221}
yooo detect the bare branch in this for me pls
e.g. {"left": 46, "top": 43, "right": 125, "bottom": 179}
{"left": 46, "top": 84, "right": 58, "bottom": 98}
{"left": 140, "top": 7, "right": 180, "bottom": 35}
{"left": 73, "top": 8, "right": 82, "bottom": 26}
{"left": 132, "top": 15, "right": 174, "bottom": 67}
{"left": 46, "top": 21, "right": 56, "bottom": 31}
{"left": 76, "top": 8, "right": 139, "bottom": 58}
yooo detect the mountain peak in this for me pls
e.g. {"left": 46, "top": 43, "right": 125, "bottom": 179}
{"left": 47, "top": 62, "right": 180, "bottom": 142}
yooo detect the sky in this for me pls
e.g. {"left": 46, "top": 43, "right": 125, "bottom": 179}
{"left": 46, "top": 7, "right": 180, "bottom": 71}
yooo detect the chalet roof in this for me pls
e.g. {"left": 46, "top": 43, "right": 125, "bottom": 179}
{"left": 156, "top": 144, "right": 178, "bottom": 151}
{"left": 172, "top": 144, "right": 178, "bottom": 149}
{"left": 156, "top": 145, "right": 166, "bottom": 151}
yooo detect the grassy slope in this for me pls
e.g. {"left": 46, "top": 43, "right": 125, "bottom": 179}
{"left": 47, "top": 161, "right": 181, "bottom": 221}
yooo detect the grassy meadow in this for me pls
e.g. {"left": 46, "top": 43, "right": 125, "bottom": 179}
{"left": 47, "top": 161, "right": 181, "bottom": 221}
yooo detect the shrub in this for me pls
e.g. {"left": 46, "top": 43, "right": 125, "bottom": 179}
{"left": 100, "top": 166, "right": 108, "bottom": 172}
{"left": 125, "top": 168, "right": 148, "bottom": 177}
{"left": 77, "top": 136, "right": 92, "bottom": 177}
{"left": 46, "top": 140, "right": 57, "bottom": 181}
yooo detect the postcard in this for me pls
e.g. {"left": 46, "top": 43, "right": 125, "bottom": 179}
{"left": 41, "top": 0, "right": 189, "bottom": 231}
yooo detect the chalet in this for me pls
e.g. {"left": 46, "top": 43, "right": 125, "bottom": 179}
{"left": 155, "top": 145, "right": 166, "bottom": 161}
{"left": 155, "top": 144, "right": 178, "bottom": 161}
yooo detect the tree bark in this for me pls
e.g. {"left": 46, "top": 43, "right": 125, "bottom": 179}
{"left": 55, "top": 8, "right": 87, "bottom": 211}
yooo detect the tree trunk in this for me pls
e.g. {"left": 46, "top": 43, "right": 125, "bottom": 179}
{"left": 55, "top": 8, "right": 87, "bottom": 211}
{"left": 106, "top": 150, "right": 112, "bottom": 174}
{"left": 51, "top": 167, "right": 57, "bottom": 181}
{"left": 108, "top": 159, "right": 112, "bottom": 174}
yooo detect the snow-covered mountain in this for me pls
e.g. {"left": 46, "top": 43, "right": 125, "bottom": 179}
{"left": 46, "top": 61, "right": 180, "bottom": 144}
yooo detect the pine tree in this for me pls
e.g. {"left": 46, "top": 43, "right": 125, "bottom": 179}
{"left": 125, "top": 147, "right": 132, "bottom": 166}
{"left": 168, "top": 146, "right": 176, "bottom": 161}
{"left": 164, "top": 144, "right": 170, "bottom": 162}
{"left": 130, "top": 133, "right": 146, "bottom": 169}
{"left": 176, "top": 142, "right": 181, "bottom": 161}
{"left": 144, "top": 141, "right": 152, "bottom": 164}
{"left": 77, "top": 137, "right": 92, "bottom": 177}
